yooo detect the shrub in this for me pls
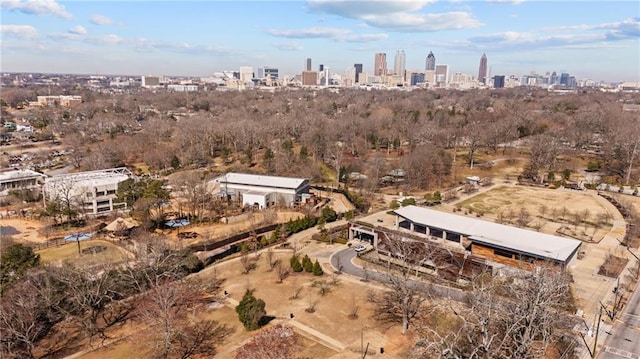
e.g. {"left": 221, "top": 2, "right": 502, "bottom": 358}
{"left": 389, "top": 200, "right": 400, "bottom": 210}
{"left": 401, "top": 198, "right": 416, "bottom": 207}
{"left": 235, "top": 289, "right": 266, "bottom": 331}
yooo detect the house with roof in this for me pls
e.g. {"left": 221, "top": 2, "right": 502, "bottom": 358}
{"left": 350, "top": 205, "right": 582, "bottom": 271}
{"left": 211, "top": 173, "right": 310, "bottom": 208}
{"left": 43, "top": 168, "right": 132, "bottom": 215}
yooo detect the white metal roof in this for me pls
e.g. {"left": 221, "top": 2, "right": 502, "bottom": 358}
{"left": 0, "top": 168, "right": 46, "bottom": 182}
{"left": 218, "top": 173, "right": 308, "bottom": 191}
{"left": 394, "top": 205, "right": 581, "bottom": 262}
{"left": 45, "top": 168, "right": 131, "bottom": 188}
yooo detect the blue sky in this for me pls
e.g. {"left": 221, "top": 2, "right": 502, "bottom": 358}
{"left": 1, "top": 0, "right": 639, "bottom": 81}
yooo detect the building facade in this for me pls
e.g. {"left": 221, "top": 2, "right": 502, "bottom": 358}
{"left": 0, "top": 168, "right": 46, "bottom": 196}
{"left": 425, "top": 51, "right": 435, "bottom": 71}
{"left": 212, "top": 173, "right": 310, "bottom": 208}
{"left": 393, "top": 50, "right": 406, "bottom": 80}
{"left": 374, "top": 53, "right": 387, "bottom": 76}
{"left": 349, "top": 206, "right": 581, "bottom": 271}
{"left": 43, "top": 168, "right": 132, "bottom": 215}
{"left": 478, "top": 53, "right": 488, "bottom": 85}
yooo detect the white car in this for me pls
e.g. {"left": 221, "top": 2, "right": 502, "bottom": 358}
{"left": 353, "top": 244, "right": 366, "bottom": 253}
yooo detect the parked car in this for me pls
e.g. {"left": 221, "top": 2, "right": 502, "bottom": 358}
{"left": 354, "top": 244, "right": 366, "bottom": 253}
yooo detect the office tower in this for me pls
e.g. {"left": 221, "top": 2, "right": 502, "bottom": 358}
{"left": 257, "top": 67, "right": 278, "bottom": 80}
{"left": 239, "top": 66, "right": 253, "bottom": 83}
{"left": 319, "top": 64, "right": 324, "bottom": 72}
{"left": 354, "top": 63, "right": 363, "bottom": 83}
{"left": 478, "top": 53, "right": 488, "bottom": 84}
{"left": 374, "top": 53, "right": 387, "bottom": 76}
{"left": 550, "top": 71, "right": 558, "bottom": 85}
{"left": 560, "top": 72, "right": 570, "bottom": 86}
{"left": 302, "top": 71, "right": 318, "bottom": 86}
{"left": 393, "top": 50, "right": 406, "bottom": 78}
{"left": 306, "top": 58, "right": 312, "bottom": 71}
{"left": 435, "top": 64, "right": 449, "bottom": 86}
{"left": 493, "top": 75, "right": 505, "bottom": 88}
{"left": 425, "top": 51, "right": 435, "bottom": 71}
{"left": 410, "top": 73, "right": 425, "bottom": 86}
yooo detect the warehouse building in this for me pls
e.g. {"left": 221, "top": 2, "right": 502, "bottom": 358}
{"left": 212, "top": 173, "right": 310, "bottom": 208}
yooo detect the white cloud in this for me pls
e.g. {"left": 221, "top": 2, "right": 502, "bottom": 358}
{"left": 274, "top": 41, "right": 304, "bottom": 51}
{"left": 0, "top": 0, "right": 72, "bottom": 19}
{"left": 1, "top": 24, "right": 38, "bottom": 39}
{"left": 68, "top": 25, "right": 86, "bottom": 35}
{"left": 486, "top": 0, "right": 525, "bottom": 4}
{"left": 306, "top": 0, "right": 482, "bottom": 32}
{"left": 90, "top": 14, "right": 113, "bottom": 25}
{"left": 267, "top": 26, "right": 387, "bottom": 42}
{"left": 362, "top": 11, "right": 482, "bottom": 32}
{"left": 307, "top": 0, "right": 434, "bottom": 17}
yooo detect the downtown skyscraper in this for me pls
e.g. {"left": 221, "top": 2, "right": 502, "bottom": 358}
{"left": 374, "top": 53, "right": 387, "bottom": 76}
{"left": 425, "top": 51, "right": 435, "bottom": 71}
{"left": 478, "top": 53, "right": 488, "bottom": 85}
{"left": 393, "top": 50, "right": 406, "bottom": 79}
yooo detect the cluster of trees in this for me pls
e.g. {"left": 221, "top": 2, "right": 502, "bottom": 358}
{"left": 366, "top": 237, "right": 575, "bottom": 357}
{"left": 3, "top": 86, "right": 637, "bottom": 191}
{"left": 0, "top": 240, "right": 222, "bottom": 359}
{"left": 290, "top": 254, "right": 324, "bottom": 276}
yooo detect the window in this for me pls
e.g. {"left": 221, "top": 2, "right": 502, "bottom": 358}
{"left": 494, "top": 248, "right": 514, "bottom": 258}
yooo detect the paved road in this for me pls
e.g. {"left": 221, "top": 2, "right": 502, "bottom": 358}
{"left": 599, "top": 282, "right": 640, "bottom": 358}
{"left": 330, "top": 247, "right": 468, "bottom": 303}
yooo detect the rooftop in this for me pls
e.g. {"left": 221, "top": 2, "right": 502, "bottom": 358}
{"left": 45, "top": 168, "right": 132, "bottom": 188}
{"left": 394, "top": 205, "right": 581, "bottom": 262}
{"left": 0, "top": 168, "right": 46, "bottom": 182}
{"left": 216, "top": 173, "right": 308, "bottom": 190}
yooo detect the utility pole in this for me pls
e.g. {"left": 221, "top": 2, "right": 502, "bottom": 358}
{"left": 592, "top": 304, "right": 603, "bottom": 358}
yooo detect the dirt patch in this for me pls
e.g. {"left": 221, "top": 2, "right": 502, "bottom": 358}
{"left": 598, "top": 255, "right": 629, "bottom": 278}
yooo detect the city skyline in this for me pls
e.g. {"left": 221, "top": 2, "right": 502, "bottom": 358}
{"left": 1, "top": 1, "right": 639, "bottom": 82}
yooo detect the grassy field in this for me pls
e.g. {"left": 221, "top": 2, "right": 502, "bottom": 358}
{"left": 449, "top": 185, "right": 612, "bottom": 242}
{"left": 37, "top": 239, "right": 129, "bottom": 267}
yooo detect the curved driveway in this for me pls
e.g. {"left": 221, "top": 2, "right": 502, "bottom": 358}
{"left": 330, "top": 247, "right": 469, "bottom": 303}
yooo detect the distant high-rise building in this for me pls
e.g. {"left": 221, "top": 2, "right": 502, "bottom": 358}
{"left": 374, "top": 53, "right": 387, "bottom": 76}
{"left": 410, "top": 73, "right": 425, "bottom": 86}
{"left": 493, "top": 75, "right": 505, "bottom": 88}
{"left": 478, "top": 53, "right": 488, "bottom": 84}
{"left": 306, "top": 58, "right": 312, "bottom": 71}
{"left": 257, "top": 67, "right": 278, "bottom": 80}
{"left": 393, "top": 50, "right": 406, "bottom": 79}
{"left": 560, "top": 72, "right": 570, "bottom": 86}
{"left": 425, "top": 51, "right": 435, "bottom": 71}
{"left": 319, "top": 64, "right": 324, "bottom": 72}
{"left": 435, "top": 64, "right": 449, "bottom": 86}
{"left": 302, "top": 71, "right": 318, "bottom": 86}
{"left": 354, "top": 63, "right": 363, "bottom": 83}
{"left": 239, "top": 66, "right": 253, "bottom": 83}
{"left": 550, "top": 71, "right": 558, "bottom": 85}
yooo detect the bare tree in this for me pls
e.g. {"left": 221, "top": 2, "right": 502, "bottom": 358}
{"left": 368, "top": 234, "right": 435, "bottom": 334}
{"left": 413, "top": 267, "right": 572, "bottom": 358}
{"left": 140, "top": 279, "right": 231, "bottom": 359}
{"left": 234, "top": 324, "right": 299, "bottom": 359}
{"left": 274, "top": 260, "right": 288, "bottom": 284}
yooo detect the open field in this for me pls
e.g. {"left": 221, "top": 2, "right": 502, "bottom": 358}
{"left": 447, "top": 185, "right": 612, "bottom": 242}
{"left": 37, "top": 239, "right": 130, "bottom": 267}
{"left": 75, "top": 244, "right": 408, "bottom": 359}
{"left": 0, "top": 218, "right": 47, "bottom": 243}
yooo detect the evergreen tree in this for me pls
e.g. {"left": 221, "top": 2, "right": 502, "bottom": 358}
{"left": 235, "top": 289, "right": 266, "bottom": 331}
{"left": 290, "top": 255, "right": 303, "bottom": 273}
{"left": 302, "top": 254, "right": 313, "bottom": 273}
{"left": 312, "top": 260, "right": 324, "bottom": 276}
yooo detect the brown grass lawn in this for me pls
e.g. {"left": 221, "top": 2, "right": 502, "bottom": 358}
{"left": 449, "top": 185, "right": 612, "bottom": 242}
{"left": 76, "top": 247, "right": 409, "bottom": 359}
{"left": 37, "top": 239, "right": 130, "bottom": 267}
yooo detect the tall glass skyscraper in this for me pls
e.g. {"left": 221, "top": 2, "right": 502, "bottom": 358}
{"left": 478, "top": 53, "right": 488, "bottom": 85}
{"left": 393, "top": 50, "right": 406, "bottom": 78}
{"left": 425, "top": 51, "right": 435, "bottom": 71}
